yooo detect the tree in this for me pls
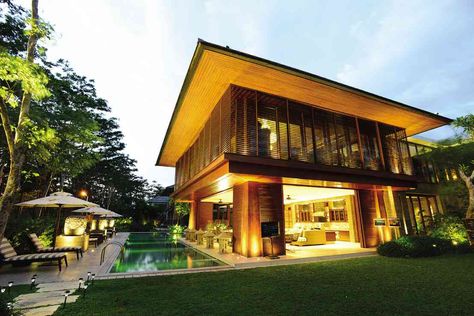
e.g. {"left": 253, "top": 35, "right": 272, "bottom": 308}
{"left": 0, "top": 0, "right": 51, "bottom": 239}
{"left": 428, "top": 114, "right": 474, "bottom": 218}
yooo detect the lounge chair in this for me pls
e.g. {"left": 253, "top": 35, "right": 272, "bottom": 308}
{"left": 0, "top": 238, "right": 68, "bottom": 271}
{"left": 29, "top": 233, "right": 83, "bottom": 260}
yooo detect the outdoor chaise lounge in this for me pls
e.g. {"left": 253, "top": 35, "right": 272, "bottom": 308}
{"left": 0, "top": 238, "right": 68, "bottom": 271}
{"left": 29, "top": 233, "right": 83, "bottom": 260}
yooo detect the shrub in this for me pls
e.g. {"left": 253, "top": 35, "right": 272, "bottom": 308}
{"left": 169, "top": 224, "right": 185, "bottom": 235}
{"left": 377, "top": 236, "right": 453, "bottom": 258}
{"left": 115, "top": 217, "right": 132, "bottom": 231}
{"left": 0, "top": 295, "right": 20, "bottom": 316}
{"left": 429, "top": 213, "right": 468, "bottom": 244}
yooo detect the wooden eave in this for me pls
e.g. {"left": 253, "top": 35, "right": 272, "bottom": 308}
{"left": 157, "top": 39, "right": 452, "bottom": 167}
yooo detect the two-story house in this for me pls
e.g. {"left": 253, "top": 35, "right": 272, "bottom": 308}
{"left": 157, "top": 40, "right": 451, "bottom": 257}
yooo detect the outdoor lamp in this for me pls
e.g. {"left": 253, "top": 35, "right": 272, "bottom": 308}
{"left": 63, "top": 290, "right": 70, "bottom": 308}
{"left": 8, "top": 281, "right": 13, "bottom": 295}
{"left": 0, "top": 286, "right": 5, "bottom": 294}
{"left": 79, "top": 190, "right": 88, "bottom": 201}
{"left": 87, "top": 271, "right": 91, "bottom": 282}
{"left": 91, "top": 274, "right": 96, "bottom": 285}
{"left": 78, "top": 278, "right": 84, "bottom": 290}
{"left": 30, "top": 275, "right": 37, "bottom": 290}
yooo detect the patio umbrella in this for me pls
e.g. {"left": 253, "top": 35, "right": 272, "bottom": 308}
{"left": 16, "top": 191, "right": 98, "bottom": 246}
{"left": 72, "top": 206, "right": 120, "bottom": 217}
{"left": 101, "top": 211, "right": 122, "bottom": 218}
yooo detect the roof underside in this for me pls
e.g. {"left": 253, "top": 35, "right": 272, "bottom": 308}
{"left": 157, "top": 40, "right": 451, "bottom": 167}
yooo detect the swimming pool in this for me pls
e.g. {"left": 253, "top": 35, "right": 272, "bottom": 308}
{"left": 109, "top": 232, "right": 225, "bottom": 273}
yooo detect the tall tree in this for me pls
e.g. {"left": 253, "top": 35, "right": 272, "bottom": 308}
{"left": 0, "top": 0, "right": 50, "bottom": 239}
{"left": 428, "top": 114, "right": 474, "bottom": 218}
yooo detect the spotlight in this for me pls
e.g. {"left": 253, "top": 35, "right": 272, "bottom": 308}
{"left": 63, "top": 290, "right": 70, "bottom": 308}
{"left": 30, "top": 275, "right": 37, "bottom": 290}
{"left": 78, "top": 278, "right": 84, "bottom": 290}
{"left": 8, "top": 281, "right": 13, "bottom": 295}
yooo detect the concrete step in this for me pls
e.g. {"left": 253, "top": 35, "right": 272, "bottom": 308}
{"left": 36, "top": 281, "right": 79, "bottom": 292}
{"left": 15, "top": 291, "right": 79, "bottom": 309}
{"left": 21, "top": 304, "right": 61, "bottom": 316}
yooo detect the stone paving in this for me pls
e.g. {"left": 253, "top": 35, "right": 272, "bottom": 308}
{"left": 14, "top": 281, "right": 81, "bottom": 316}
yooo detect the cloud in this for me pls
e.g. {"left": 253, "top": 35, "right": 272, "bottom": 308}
{"left": 336, "top": 1, "right": 449, "bottom": 87}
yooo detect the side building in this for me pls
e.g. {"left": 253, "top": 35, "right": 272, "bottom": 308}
{"left": 157, "top": 40, "right": 451, "bottom": 257}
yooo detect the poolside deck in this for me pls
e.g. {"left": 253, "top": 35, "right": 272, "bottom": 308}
{"left": 0, "top": 233, "right": 129, "bottom": 285}
{"left": 180, "top": 238, "right": 376, "bottom": 268}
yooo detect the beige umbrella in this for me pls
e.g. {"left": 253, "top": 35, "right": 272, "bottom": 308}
{"left": 101, "top": 211, "right": 122, "bottom": 218}
{"left": 73, "top": 207, "right": 122, "bottom": 218}
{"left": 16, "top": 191, "right": 97, "bottom": 246}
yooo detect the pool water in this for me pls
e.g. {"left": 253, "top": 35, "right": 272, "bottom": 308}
{"left": 109, "top": 232, "right": 224, "bottom": 273}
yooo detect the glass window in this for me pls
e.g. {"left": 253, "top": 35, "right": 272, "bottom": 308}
{"left": 358, "top": 119, "right": 382, "bottom": 171}
{"left": 314, "top": 109, "right": 338, "bottom": 166}
{"left": 288, "top": 102, "right": 305, "bottom": 161}
{"left": 232, "top": 86, "right": 257, "bottom": 156}
{"left": 334, "top": 114, "right": 361, "bottom": 168}
{"left": 257, "top": 94, "right": 286, "bottom": 159}
{"left": 379, "top": 124, "right": 402, "bottom": 174}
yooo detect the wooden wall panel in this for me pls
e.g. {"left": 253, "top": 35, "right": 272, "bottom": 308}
{"left": 359, "top": 190, "right": 379, "bottom": 247}
{"left": 258, "top": 183, "right": 285, "bottom": 256}
{"left": 197, "top": 202, "right": 213, "bottom": 230}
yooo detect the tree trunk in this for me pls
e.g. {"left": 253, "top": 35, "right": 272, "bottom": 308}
{"left": 0, "top": 0, "right": 40, "bottom": 241}
{"left": 459, "top": 167, "right": 474, "bottom": 219}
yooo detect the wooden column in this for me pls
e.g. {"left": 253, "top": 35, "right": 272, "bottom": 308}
{"left": 232, "top": 182, "right": 262, "bottom": 257}
{"left": 258, "top": 183, "right": 285, "bottom": 256}
{"left": 358, "top": 190, "right": 379, "bottom": 247}
{"left": 188, "top": 200, "right": 197, "bottom": 229}
{"left": 197, "top": 202, "right": 213, "bottom": 230}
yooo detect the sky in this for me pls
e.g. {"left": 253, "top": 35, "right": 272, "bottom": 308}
{"left": 15, "top": 0, "right": 474, "bottom": 186}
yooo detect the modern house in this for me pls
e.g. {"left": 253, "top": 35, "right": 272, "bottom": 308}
{"left": 157, "top": 39, "right": 451, "bottom": 258}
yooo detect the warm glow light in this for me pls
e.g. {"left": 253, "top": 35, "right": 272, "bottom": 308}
{"left": 283, "top": 185, "right": 355, "bottom": 205}
{"left": 201, "top": 188, "right": 233, "bottom": 204}
{"left": 79, "top": 190, "right": 88, "bottom": 197}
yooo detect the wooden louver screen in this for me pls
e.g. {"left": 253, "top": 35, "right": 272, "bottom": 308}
{"left": 174, "top": 84, "right": 417, "bottom": 189}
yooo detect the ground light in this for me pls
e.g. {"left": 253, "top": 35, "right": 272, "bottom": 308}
{"left": 7, "top": 281, "right": 13, "bottom": 295}
{"left": 30, "top": 274, "right": 37, "bottom": 290}
{"left": 91, "top": 274, "right": 96, "bottom": 285}
{"left": 63, "top": 290, "right": 70, "bottom": 308}
{"left": 87, "top": 271, "right": 91, "bottom": 282}
{"left": 0, "top": 287, "right": 5, "bottom": 294}
{"left": 78, "top": 278, "right": 84, "bottom": 290}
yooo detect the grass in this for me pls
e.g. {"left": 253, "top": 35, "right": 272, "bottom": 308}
{"left": 54, "top": 254, "right": 474, "bottom": 316}
{"left": 5, "top": 284, "right": 36, "bottom": 299}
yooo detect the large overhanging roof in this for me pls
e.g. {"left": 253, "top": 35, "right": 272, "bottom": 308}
{"left": 157, "top": 39, "right": 452, "bottom": 167}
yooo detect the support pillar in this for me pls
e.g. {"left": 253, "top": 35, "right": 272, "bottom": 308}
{"left": 188, "top": 201, "right": 196, "bottom": 229}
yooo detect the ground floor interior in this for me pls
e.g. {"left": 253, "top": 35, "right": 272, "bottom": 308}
{"left": 185, "top": 180, "right": 443, "bottom": 258}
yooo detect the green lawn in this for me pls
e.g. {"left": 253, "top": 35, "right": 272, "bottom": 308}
{"left": 54, "top": 254, "right": 474, "bottom": 316}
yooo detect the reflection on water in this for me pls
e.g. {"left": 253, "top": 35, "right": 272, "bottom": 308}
{"left": 110, "top": 232, "right": 224, "bottom": 273}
